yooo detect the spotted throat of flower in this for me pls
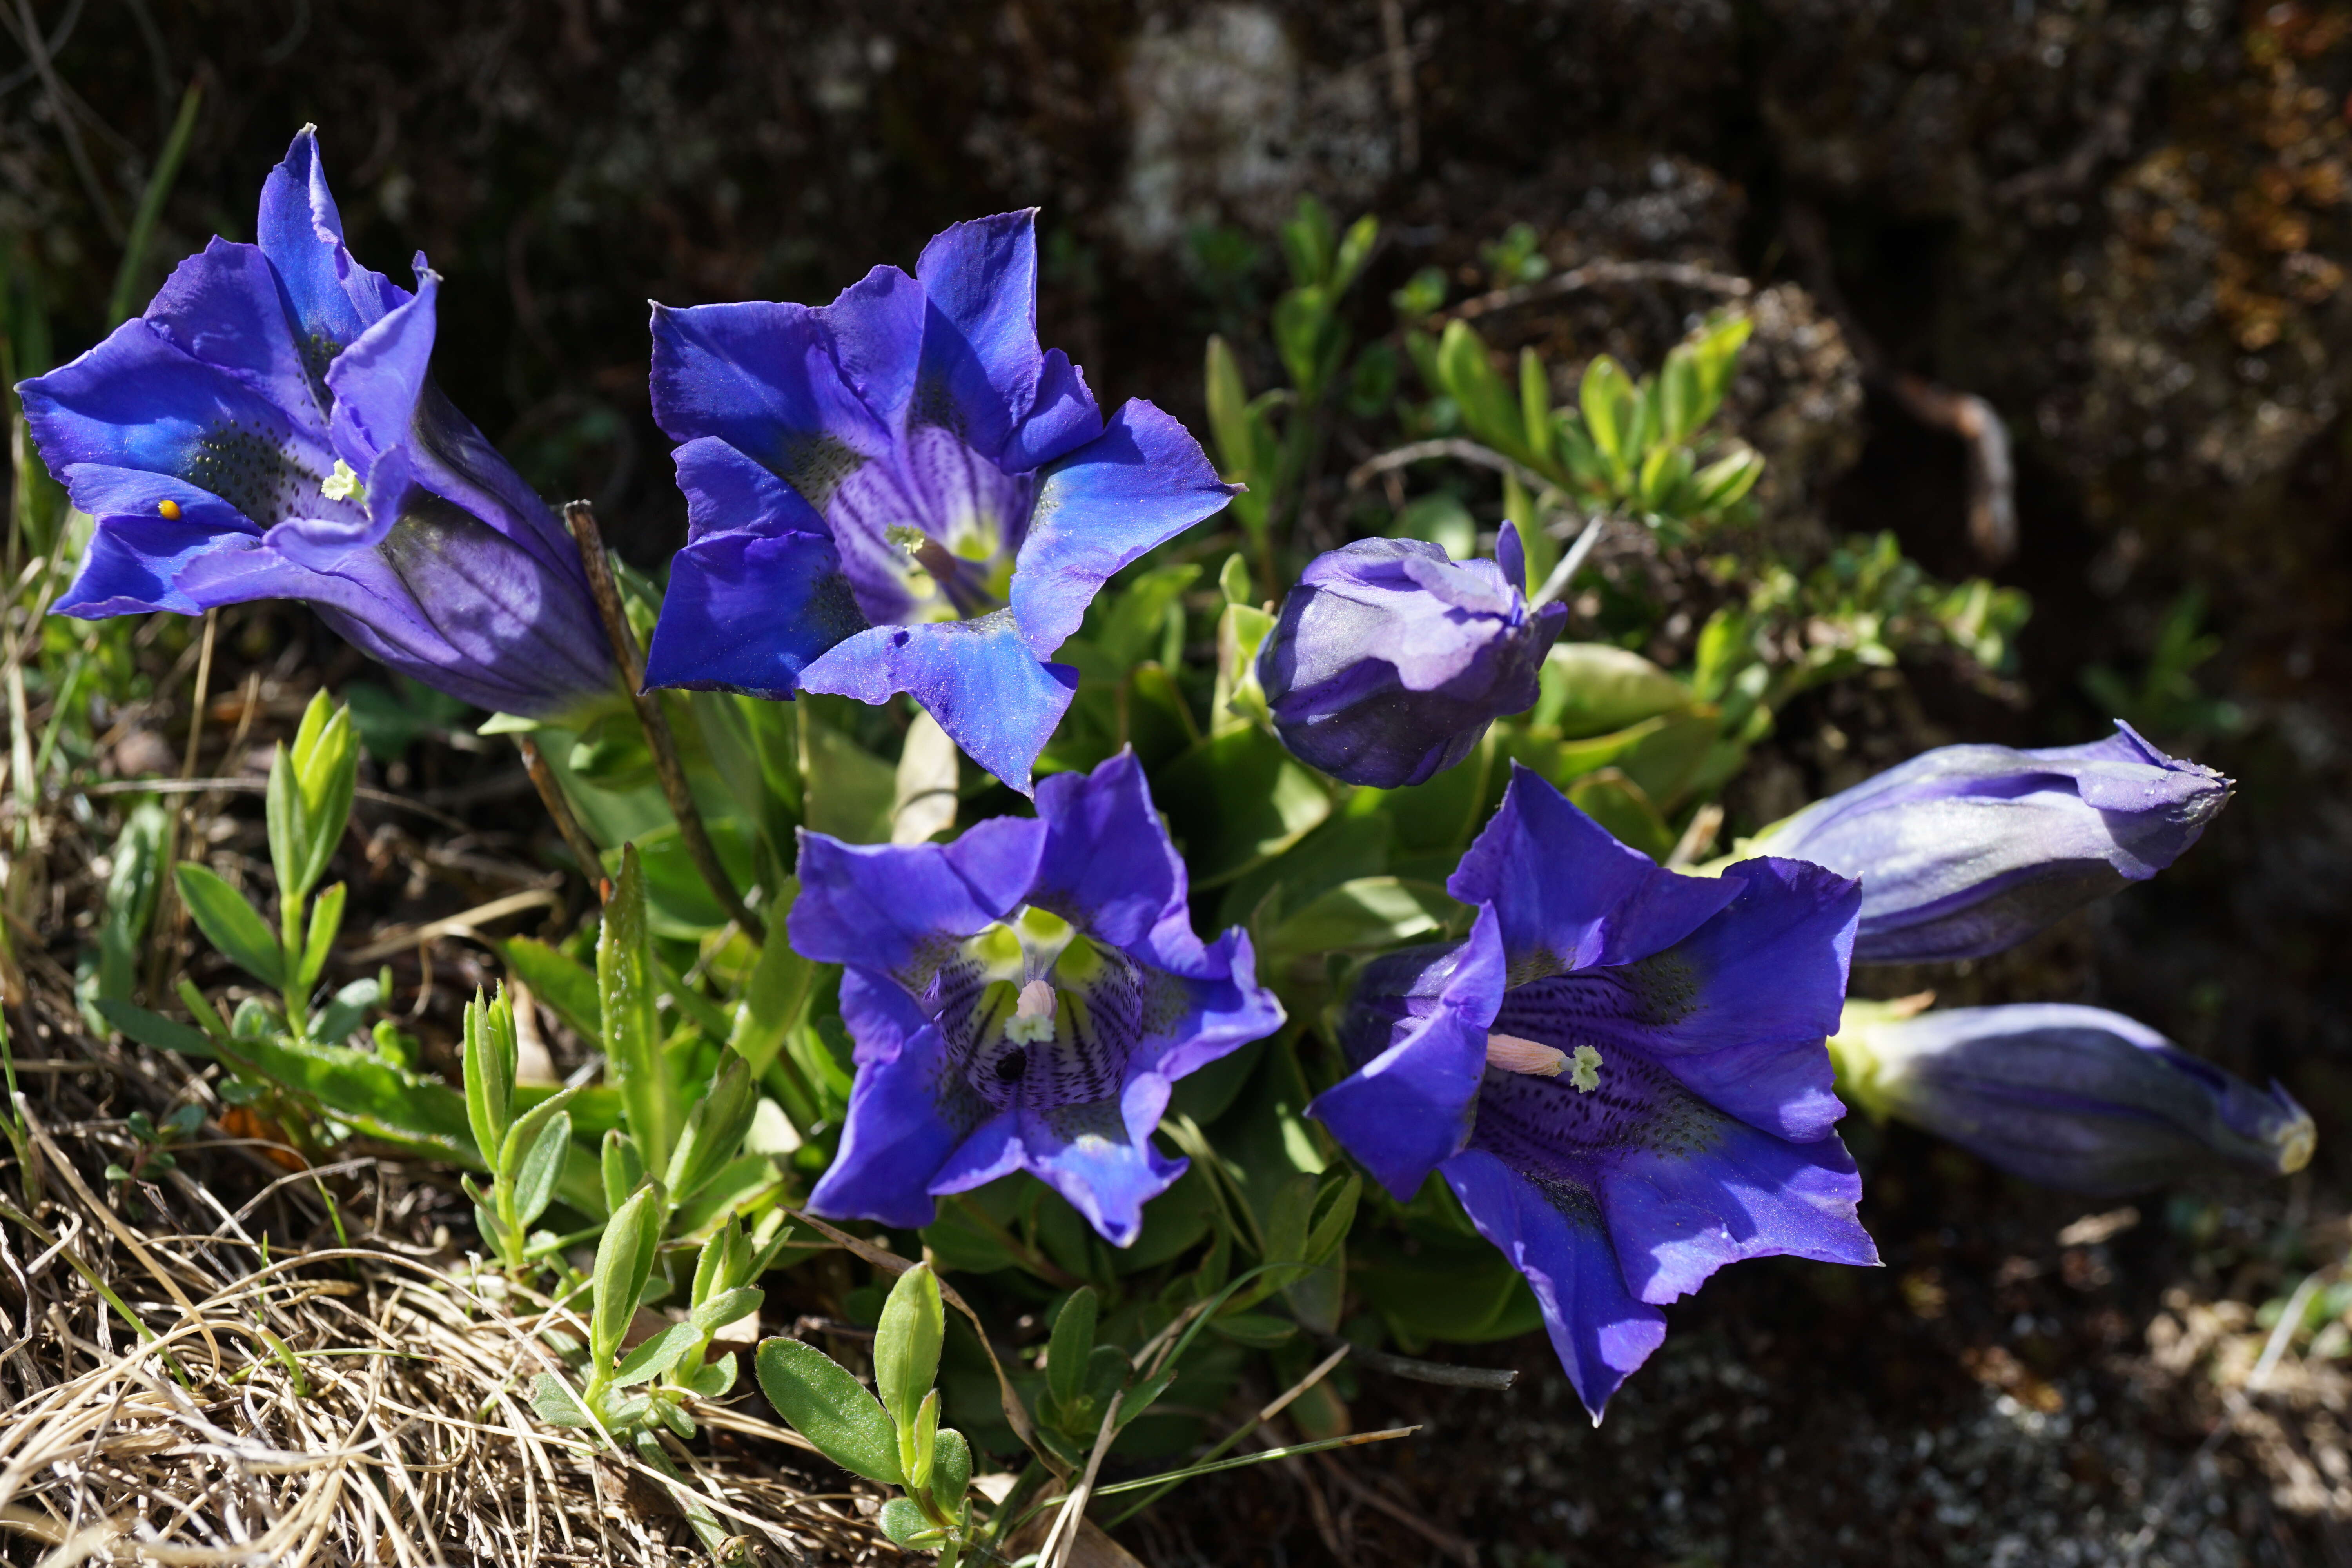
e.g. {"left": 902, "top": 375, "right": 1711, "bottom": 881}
{"left": 938, "top": 907, "right": 1148, "bottom": 1112}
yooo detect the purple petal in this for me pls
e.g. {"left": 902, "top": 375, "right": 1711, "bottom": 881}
{"left": 799, "top": 613, "right": 1078, "bottom": 794}
{"left": 1451, "top": 766, "right": 1739, "bottom": 975}
{"left": 913, "top": 211, "right": 1043, "bottom": 461}
{"left": 648, "top": 300, "right": 889, "bottom": 504}
{"left": 1028, "top": 750, "right": 1191, "bottom": 951}
{"left": 672, "top": 436, "right": 831, "bottom": 544}
{"left": 789, "top": 815, "right": 1047, "bottom": 986}
{"left": 255, "top": 128, "right": 405, "bottom": 355}
{"left": 1147, "top": 928, "right": 1287, "bottom": 1083}
{"left": 1310, "top": 907, "right": 1504, "bottom": 1200}
{"left": 809, "top": 968, "right": 993, "bottom": 1230}
{"left": 1009, "top": 399, "right": 1240, "bottom": 660}
{"left": 143, "top": 239, "right": 326, "bottom": 424}
{"left": 52, "top": 464, "right": 266, "bottom": 615}
{"left": 817, "top": 264, "right": 927, "bottom": 432}
{"left": 1596, "top": 1112, "right": 1876, "bottom": 1305}
{"left": 1001, "top": 348, "right": 1103, "bottom": 472}
{"left": 1013, "top": 1076, "right": 1187, "bottom": 1248}
{"left": 19, "top": 319, "right": 342, "bottom": 524}
{"left": 641, "top": 529, "right": 867, "bottom": 700}
{"left": 1443, "top": 1149, "right": 1666, "bottom": 1423}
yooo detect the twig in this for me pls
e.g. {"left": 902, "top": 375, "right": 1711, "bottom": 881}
{"left": 1330, "top": 1338, "right": 1518, "bottom": 1391}
{"left": 1437, "top": 258, "right": 1753, "bottom": 326}
{"left": 1347, "top": 438, "right": 1557, "bottom": 498}
{"left": 10, "top": 0, "right": 120, "bottom": 242}
{"left": 1994, "top": 17, "right": 2165, "bottom": 203}
{"left": 514, "top": 736, "right": 607, "bottom": 895}
{"left": 1379, "top": 0, "right": 1417, "bottom": 175}
{"left": 344, "top": 889, "right": 566, "bottom": 963}
{"left": 561, "top": 501, "right": 765, "bottom": 943}
{"left": 1528, "top": 515, "right": 1604, "bottom": 611}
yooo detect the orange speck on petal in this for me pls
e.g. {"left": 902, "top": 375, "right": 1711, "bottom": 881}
{"left": 158, "top": 498, "right": 181, "bottom": 520}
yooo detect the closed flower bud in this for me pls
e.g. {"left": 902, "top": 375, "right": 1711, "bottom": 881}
{"left": 1831, "top": 1000, "right": 2313, "bottom": 1196}
{"left": 1257, "top": 523, "right": 1569, "bottom": 788}
{"left": 1753, "top": 724, "right": 2229, "bottom": 964}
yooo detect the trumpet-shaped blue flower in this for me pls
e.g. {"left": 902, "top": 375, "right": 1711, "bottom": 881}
{"left": 642, "top": 211, "right": 1237, "bottom": 793}
{"left": 16, "top": 131, "right": 615, "bottom": 721}
{"left": 1258, "top": 523, "right": 1569, "bottom": 788}
{"left": 1832, "top": 1001, "right": 2314, "bottom": 1196}
{"left": 1753, "top": 723, "right": 2229, "bottom": 964}
{"left": 1313, "top": 765, "right": 1877, "bottom": 1419}
{"left": 791, "top": 750, "right": 1282, "bottom": 1245}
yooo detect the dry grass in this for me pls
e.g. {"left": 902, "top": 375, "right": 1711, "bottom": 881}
{"left": 0, "top": 985, "right": 893, "bottom": 1567}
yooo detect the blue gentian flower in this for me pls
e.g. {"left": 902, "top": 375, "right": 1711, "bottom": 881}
{"left": 1832, "top": 1001, "right": 2314, "bottom": 1196}
{"left": 16, "top": 131, "right": 615, "bottom": 721}
{"left": 642, "top": 211, "right": 1238, "bottom": 793}
{"left": 1753, "top": 723, "right": 2229, "bottom": 964}
{"left": 789, "top": 750, "right": 1283, "bottom": 1245}
{"left": 1312, "top": 765, "right": 1877, "bottom": 1419}
{"left": 1258, "top": 522, "right": 1568, "bottom": 788}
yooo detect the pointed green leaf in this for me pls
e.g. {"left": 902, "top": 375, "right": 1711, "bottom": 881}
{"left": 174, "top": 863, "right": 285, "bottom": 987}
{"left": 872, "top": 1261, "right": 944, "bottom": 1432}
{"left": 506, "top": 1106, "right": 572, "bottom": 1229}
{"left": 592, "top": 1181, "right": 663, "bottom": 1371}
{"left": 754, "top": 1338, "right": 904, "bottom": 1485}
{"left": 95, "top": 998, "right": 214, "bottom": 1058}
{"left": 612, "top": 1319, "right": 701, "bottom": 1388}
{"left": 463, "top": 988, "right": 518, "bottom": 1163}
{"left": 298, "top": 881, "right": 346, "bottom": 991}
{"left": 530, "top": 1373, "right": 595, "bottom": 1428}
{"left": 1046, "top": 1287, "right": 1098, "bottom": 1414}
{"left": 664, "top": 1048, "right": 757, "bottom": 1202}
{"left": 1580, "top": 354, "right": 1633, "bottom": 474}
{"left": 496, "top": 936, "right": 601, "bottom": 1041}
{"left": 727, "top": 886, "right": 819, "bottom": 1077}
{"left": 601, "top": 1129, "right": 643, "bottom": 1216}
{"left": 600, "top": 845, "right": 678, "bottom": 1177}
{"left": 690, "top": 1284, "right": 761, "bottom": 1336}
{"left": 929, "top": 1426, "right": 973, "bottom": 1512}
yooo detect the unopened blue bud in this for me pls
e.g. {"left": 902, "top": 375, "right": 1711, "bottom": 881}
{"left": 1755, "top": 724, "right": 2229, "bottom": 964}
{"left": 1258, "top": 523, "right": 1568, "bottom": 788}
{"left": 1832, "top": 1000, "right": 2312, "bottom": 1196}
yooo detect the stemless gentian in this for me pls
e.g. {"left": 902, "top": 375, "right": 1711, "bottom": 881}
{"left": 1831, "top": 1000, "right": 2314, "bottom": 1196}
{"left": 1257, "top": 523, "right": 1568, "bottom": 788}
{"left": 789, "top": 750, "right": 1282, "bottom": 1244}
{"left": 1312, "top": 765, "right": 1877, "bottom": 1419}
{"left": 1751, "top": 723, "right": 2230, "bottom": 964}
{"left": 16, "top": 131, "right": 615, "bottom": 721}
{"left": 642, "top": 211, "right": 1237, "bottom": 793}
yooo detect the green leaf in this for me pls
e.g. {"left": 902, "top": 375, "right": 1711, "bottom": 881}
{"left": 666, "top": 1151, "right": 785, "bottom": 1241}
{"left": 1094, "top": 563, "right": 1204, "bottom": 673}
{"left": 297, "top": 881, "right": 345, "bottom": 991}
{"left": 1207, "top": 1312, "right": 1298, "bottom": 1347}
{"left": 878, "top": 1497, "right": 931, "bottom": 1547}
{"left": 221, "top": 1031, "right": 477, "bottom": 1157}
{"left": 265, "top": 741, "right": 307, "bottom": 910}
{"left": 1258, "top": 877, "right": 1456, "bottom": 965}
{"left": 1519, "top": 346, "right": 1553, "bottom": 465}
{"left": 496, "top": 936, "right": 602, "bottom": 1041}
{"left": 664, "top": 1049, "right": 757, "bottom": 1204}
{"left": 1205, "top": 336, "right": 1268, "bottom": 538}
{"left": 600, "top": 845, "right": 679, "bottom": 1179}
{"left": 1437, "top": 321, "right": 1533, "bottom": 468}
{"left": 592, "top": 1181, "right": 664, "bottom": 1372}
{"left": 1566, "top": 769, "right": 1677, "bottom": 861}
{"left": 612, "top": 1320, "right": 701, "bottom": 1387}
{"left": 1217, "top": 551, "right": 1254, "bottom": 608}
{"left": 929, "top": 1426, "right": 973, "bottom": 1513}
{"left": 1045, "top": 1287, "right": 1098, "bottom": 1415}
{"left": 504, "top": 1103, "right": 574, "bottom": 1229}
{"left": 1579, "top": 355, "right": 1635, "bottom": 477}
{"left": 310, "top": 976, "right": 379, "bottom": 1045}
{"left": 1331, "top": 212, "right": 1378, "bottom": 296}
{"left": 95, "top": 998, "right": 214, "bottom": 1058}
{"left": 690, "top": 1284, "right": 761, "bottom": 1335}
{"left": 173, "top": 863, "right": 284, "bottom": 988}
{"left": 902, "top": 1386, "right": 939, "bottom": 1499}
{"left": 1157, "top": 727, "right": 1333, "bottom": 888}
{"left": 281, "top": 693, "right": 359, "bottom": 897}
{"left": 463, "top": 988, "right": 518, "bottom": 1169}
{"left": 799, "top": 707, "right": 898, "bottom": 845}
{"left": 530, "top": 1374, "right": 595, "bottom": 1428}
{"left": 1691, "top": 447, "right": 1764, "bottom": 509}
{"left": 872, "top": 1261, "right": 944, "bottom": 1432}
{"left": 87, "top": 799, "right": 167, "bottom": 1020}
{"left": 728, "top": 886, "right": 820, "bottom": 1078}
{"left": 754, "top": 1338, "right": 904, "bottom": 1485}
{"left": 601, "top": 1130, "right": 643, "bottom": 1216}
{"left": 1535, "top": 644, "right": 1693, "bottom": 737}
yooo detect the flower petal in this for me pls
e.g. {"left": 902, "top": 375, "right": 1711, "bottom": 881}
{"left": 648, "top": 300, "right": 889, "bottom": 505}
{"left": 789, "top": 815, "right": 1047, "bottom": 989}
{"left": 641, "top": 529, "right": 867, "bottom": 700}
{"left": 1310, "top": 907, "right": 1504, "bottom": 1200}
{"left": 143, "top": 239, "right": 327, "bottom": 424}
{"left": 1014, "top": 1074, "right": 1186, "bottom": 1248}
{"left": 1491, "top": 857, "right": 1859, "bottom": 1142}
{"left": 1009, "top": 399, "right": 1240, "bottom": 660}
{"left": 255, "top": 129, "right": 405, "bottom": 356}
{"left": 1443, "top": 1149, "right": 1666, "bottom": 1423}
{"left": 1001, "top": 348, "right": 1103, "bottom": 472}
{"left": 809, "top": 968, "right": 995, "bottom": 1230}
{"left": 19, "top": 319, "right": 340, "bottom": 522}
{"left": 1450, "top": 764, "right": 1740, "bottom": 975}
{"left": 1149, "top": 928, "right": 1287, "bottom": 1083}
{"left": 671, "top": 436, "right": 829, "bottom": 544}
{"left": 53, "top": 465, "right": 267, "bottom": 616}
{"left": 1028, "top": 750, "right": 1190, "bottom": 951}
{"left": 818, "top": 264, "right": 928, "bottom": 432}
{"left": 913, "top": 210, "right": 1043, "bottom": 461}
{"left": 798, "top": 613, "right": 1078, "bottom": 794}
{"left": 1596, "top": 1112, "right": 1876, "bottom": 1306}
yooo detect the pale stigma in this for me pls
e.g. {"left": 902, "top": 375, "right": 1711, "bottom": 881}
{"left": 321, "top": 457, "right": 366, "bottom": 503}
{"left": 1005, "top": 978, "right": 1058, "bottom": 1045}
{"left": 1568, "top": 1045, "right": 1604, "bottom": 1093}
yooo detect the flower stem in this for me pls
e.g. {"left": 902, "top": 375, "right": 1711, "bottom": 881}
{"left": 514, "top": 735, "right": 610, "bottom": 900}
{"left": 560, "top": 501, "right": 766, "bottom": 944}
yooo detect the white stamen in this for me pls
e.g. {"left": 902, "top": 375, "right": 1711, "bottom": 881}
{"left": 1568, "top": 1045, "right": 1604, "bottom": 1093}
{"left": 1485, "top": 1033, "right": 1568, "bottom": 1077}
{"left": 1005, "top": 978, "right": 1058, "bottom": 1045}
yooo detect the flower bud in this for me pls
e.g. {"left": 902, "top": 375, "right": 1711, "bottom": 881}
{"left": 1257, "top": 523, "right": 1568, "bottom": 788}
{"left": 1754, "top": 724, "right": 2229, "bottom": 963}
{"left": 1831, "top": 1000, "right": 2312, "bottom": 1196}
